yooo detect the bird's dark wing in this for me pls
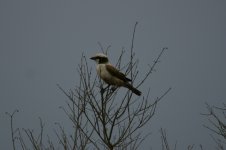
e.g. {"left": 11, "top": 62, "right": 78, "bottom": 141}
{"left": 106, "top": 64, "right": 131, "bottom": 82}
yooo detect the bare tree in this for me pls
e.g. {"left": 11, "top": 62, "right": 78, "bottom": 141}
{"left": 203, "top": 103, "right": 226, "bottom": 150}
{"left": 6, "top": 22, "right": 171, "bottom": 150}
{"left": 5, "top": 110, "right": 19, "bottom": 150}
{"left": 159, "top": 128, "right": 206, "bottom": 150}
{"left": 160, "top": 128, "right": 177, "bottom": 150}
{"left": 56, "top": 22, "right": 170, "bottom": 149}
{"left": 158, "top": 102, "right": 226, "bottom": 150}
{"left": 6, "top": 110, "right": 54, "bottom": 150}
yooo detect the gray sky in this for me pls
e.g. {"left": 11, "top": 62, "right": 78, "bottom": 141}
{"left": 1, "top": 0, "right": 226, "bottom": 149}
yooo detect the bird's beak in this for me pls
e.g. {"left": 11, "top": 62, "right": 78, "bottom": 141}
{"left": 90, "top": 56, "right": 96, "bottom": 60}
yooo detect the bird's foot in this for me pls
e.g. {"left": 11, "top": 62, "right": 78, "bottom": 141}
{"left": 110, "top": 86, "right": 118, "bottom": 92}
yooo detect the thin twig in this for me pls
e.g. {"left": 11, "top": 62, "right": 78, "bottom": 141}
{"left": 5, "top": 109, "right": 19, "bottom": 150}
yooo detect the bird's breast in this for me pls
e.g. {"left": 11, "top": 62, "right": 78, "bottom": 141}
{"left": 96, "top": 64, "right": 124, "bottom": 86}
{"left": 96, "top": 64, "right": 111, "bottom": 79}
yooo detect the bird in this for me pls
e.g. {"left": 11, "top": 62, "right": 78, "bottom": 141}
{"left": 90, "top": 53, "right": 141, "bottom": 96}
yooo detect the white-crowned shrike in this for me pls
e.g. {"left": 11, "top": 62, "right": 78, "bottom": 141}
{"left": 90, "top": 53, "right": 141, "bottom": 96}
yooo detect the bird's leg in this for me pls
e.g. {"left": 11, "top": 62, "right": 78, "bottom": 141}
{"left": 101, "top": 85, "right": 111, "bottom": 94}
{"left": 99, "top": 81, "right": 105, "bottom": 94}
{"left": 110, "top": 85, "right": 118, "bottom": 92}
{"left": 100, "top": 86, "right": 106, "bottom": 95}
{"left": 104, "top": 85, "right": 111, "bottom": 91}
{"left": 100, "top": 87, "right": 104, "bottom": 95}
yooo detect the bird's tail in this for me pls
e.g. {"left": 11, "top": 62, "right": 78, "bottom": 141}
{"left": 124, "top": 83, "right": 141, "bottom": 96}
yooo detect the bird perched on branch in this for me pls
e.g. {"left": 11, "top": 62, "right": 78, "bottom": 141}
{"left": 90, "top": 53, "right": 141, "bottom": 96}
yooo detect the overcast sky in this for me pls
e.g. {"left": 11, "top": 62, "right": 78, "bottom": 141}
{"left": 1, "top": 0, "right": 226, "bottom": 149}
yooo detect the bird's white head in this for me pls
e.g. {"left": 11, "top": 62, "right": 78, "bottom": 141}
{"left": 90, "top": 53, "right": 109, "bottom": 64}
